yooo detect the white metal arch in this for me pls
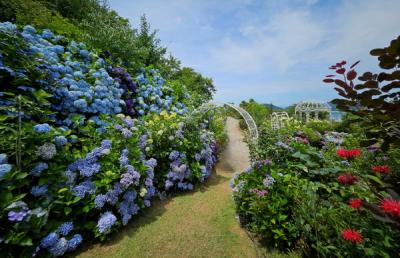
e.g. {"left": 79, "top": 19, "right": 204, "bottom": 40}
{"left": 271, "top": 112, "right": 289, "bottom": 130}
{"left": 194, "top": 102, "right": 259, "bottom": 140}
{"left": 295, "top": 100, "right": 331, "bottom": 123}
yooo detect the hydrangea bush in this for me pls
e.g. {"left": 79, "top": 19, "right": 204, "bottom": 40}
{"left": 0, "top": 22, "right": 222, "bottom": 257}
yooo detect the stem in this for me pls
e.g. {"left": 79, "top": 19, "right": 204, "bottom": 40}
{"left": 17, "top": 94, "right": 22, "bottom": 171}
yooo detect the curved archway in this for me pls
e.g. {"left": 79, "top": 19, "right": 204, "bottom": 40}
{"left": 295, "top": 100, "right": 331, "bottom": 123}
{"left": 271, "top": 112, "right": 289, "bottom": 130}
{"left": 194, "top": 102, "right": 259, "bottom": 141}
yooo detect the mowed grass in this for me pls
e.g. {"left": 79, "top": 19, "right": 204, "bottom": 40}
{"left": 75, "top": 171, "right": 299, "bottom": 258}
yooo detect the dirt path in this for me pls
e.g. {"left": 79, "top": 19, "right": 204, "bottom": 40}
{"left": 77, "top": 117, "right": 257, "bottom": 258}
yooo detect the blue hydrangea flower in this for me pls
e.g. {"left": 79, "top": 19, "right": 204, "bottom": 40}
{"left": 55, "top": 136, "right": 68, "bottom": 146}
{"left": 48, "top": 237, "right": 68, "bottom": 257}
{"left": 41, "top": 232, "right": 59, "bottom": 248}
{"left": 145, "top": 158, "right": 157, "bottom": 168}
{"left": 97, "top": 212, "right": 117, "bottom": 233}
{"left": 31, "top": 185, "right": 48, "bottom": 197}
{"left": 144, "top": 200, "right": 151, "bottom": 207}
{"left": 67, "top": 234, "right": 83, "bottom": 251}
{"left": 30, "top": 162, "right": 48, "bottom": 176}
{"left": 34, "top": 123, "right": 51, "bottom": 133}
{"left": 123, "top": 191, "right": 137, "bottom": 202}
{"left": 58, "top": 222, "right": 73, "bottom": 236}
{"left": 71, "top": 180, "right": 96, "bottom": 198}
{"left": 169, "top": 151, "right": 180, "bottom": 161}
{"left": 73, "top": 99, "right": 88, "bottom": 110}
{"left": 0, "top": 164, "right": 12, "bottom": 178}
{"left": 94, "top": 194, "right": 107, "bottom": 209}
{"left": 0, "top": 153, "right": 8, "bottom": 164}
{"left": 101, "top": 139, "right": 112, "bottom": 149}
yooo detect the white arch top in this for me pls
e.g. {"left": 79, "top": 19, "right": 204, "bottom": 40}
{"left": 271, "top": 112, "right": 289, "bottom": 130}
{"left": 295, "top": 100, "right": 331, "bottom": 122}
{"left": 194, "top": 102, "right": 259, "bottom": 140}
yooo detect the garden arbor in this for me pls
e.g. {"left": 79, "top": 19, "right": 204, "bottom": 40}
{"left": 195, "top": 102, "right": 259, "bottom": 140}
{"left": 295, "top": 101, "right": 331, "bottom": 123}
{"left": 271, "top": 112, "right": 290, "bottom": 129}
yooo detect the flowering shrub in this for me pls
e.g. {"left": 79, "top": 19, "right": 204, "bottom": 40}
{"left": 133, "top": 69, "right": 189, "bottom": 116}
{"left": 0, "top": 22, "right": 222, "bottom": 257}
{"left": 232, "top": 120, "right": 400, "bottom": 257}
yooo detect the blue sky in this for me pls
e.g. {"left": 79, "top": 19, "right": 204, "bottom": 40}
{"left": 109, "top": 0, "right": 400, "bottom": 107}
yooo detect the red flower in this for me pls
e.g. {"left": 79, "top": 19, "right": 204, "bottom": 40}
{"left": 337, "top": 148, "right": 362, "bottom": 159}
{"left": 348, "top": 149, "right": 361, "bottom": 158}
{"left": 372, "top": 165, "right": 391, "bottom": 174}
{"left": 336, "top": 148, "right": 349, "bottom": 158}
{"left": 380, "top": 199, "right": 400, "bottom": 217}
{"left": 348, "top": 198, "right": 362, "bottom": 209}
{"left": 341, "top": 229, "right": 363, "bottom": 244}
{"left": 338, "top": 173, "right": 358, "bottom": 185}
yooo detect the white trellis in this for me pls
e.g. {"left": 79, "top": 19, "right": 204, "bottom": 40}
{"left": 295, "top": 101, "right": 331, "bottom": 123}
{"left": 271, "top": 112, "right": 289, "bottom": 130}
{"left": 194, "top": 102, "right": 258, "bottom": 141}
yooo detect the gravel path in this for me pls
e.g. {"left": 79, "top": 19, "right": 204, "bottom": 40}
{"left": 77, "top": 117, "right": 257, "bottom": 258}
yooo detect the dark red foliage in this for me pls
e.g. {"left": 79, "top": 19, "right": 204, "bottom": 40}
{"left": 336, "top": 68, "right": 346, "bottom": 74}
{"left": 347, "top": 70, "right": 357, "bottom": 81}
{"left": 350, "top": 60, "right": 360, "bottom": 69}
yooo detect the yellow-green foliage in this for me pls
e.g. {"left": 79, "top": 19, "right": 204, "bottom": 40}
{"left": 3, "top": 0, "right": 82, "bottom": 39}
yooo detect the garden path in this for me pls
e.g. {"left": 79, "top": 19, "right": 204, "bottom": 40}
{"left": 77, "top": 117, "right": 259, "bottom": 258}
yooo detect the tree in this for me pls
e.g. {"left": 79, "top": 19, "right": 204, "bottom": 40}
{"left": 135, "top": 15, "right": 167, "bottom": 68}
{"left": 323, "top": 36, "right": 400, "bottom": 149}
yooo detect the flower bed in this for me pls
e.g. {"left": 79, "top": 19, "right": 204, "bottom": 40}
{"left": 231, "top": 120, "right": 400, "bottom": 257}
{"left": 0, "top": 23, "right": 223, "bottom": 257}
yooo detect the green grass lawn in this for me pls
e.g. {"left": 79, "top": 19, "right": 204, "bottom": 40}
{"left": 75, "top": 170, "right": 299, "bottom": 258}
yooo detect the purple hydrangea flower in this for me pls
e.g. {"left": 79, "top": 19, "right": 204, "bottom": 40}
{"left": 8, "top": 207, "right": 30, "bottom": 222}
{"left": 263, "top": 174, "right": 275, "bottom": 188}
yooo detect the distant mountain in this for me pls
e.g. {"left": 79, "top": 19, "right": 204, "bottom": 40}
{"left": 262, "top": 103, "right": 284, "bottom": 110}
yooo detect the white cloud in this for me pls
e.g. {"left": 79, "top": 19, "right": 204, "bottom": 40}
{"left": 319, "top": 0, "right": 400, "bottom": 66}
{"left": 211, "top": 8, "right": 325, "bottom": 74}
{"left": 109, "top": 0, "right": 400, "bottom": 105}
